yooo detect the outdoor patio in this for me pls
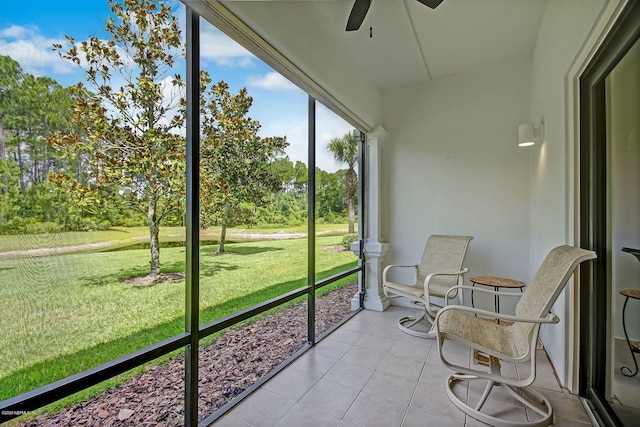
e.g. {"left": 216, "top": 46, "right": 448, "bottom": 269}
{"left": 213, "top": 306, "right": 593, "bottom": 427}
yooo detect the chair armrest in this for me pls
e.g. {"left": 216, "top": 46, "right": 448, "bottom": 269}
{"left": 444, "top": 284, "right": 524, "bottom": 304}
{"left": 435, "top": 304, "right": 559, "bottom": 326}
{"left": 423, "top": 269, "right": 468, "bottom": 297}
{"left": 382, "top": 264, "right": 418, "bottom": 284}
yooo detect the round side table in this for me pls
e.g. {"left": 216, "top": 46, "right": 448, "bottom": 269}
{"left": 620, "top": 289, "right": 640, "bottom": 377}
{"left": 470, "top": 276, "right": 526, "bottom": 325}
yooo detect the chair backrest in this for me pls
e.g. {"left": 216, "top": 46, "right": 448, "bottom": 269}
{"left": 417, "top": 235, "right": 473, "bottom": 288}
{"left": 514, "top": 245, "right": 597, "bottom": 338}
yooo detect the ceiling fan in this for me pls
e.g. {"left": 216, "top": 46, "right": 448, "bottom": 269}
{"left": 346, "top": 0, "right": 445, "bottom": 31}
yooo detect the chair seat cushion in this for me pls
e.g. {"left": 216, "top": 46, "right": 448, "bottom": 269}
{"left": 383, "top": 281, "right": 423, "bottom": 299}
{"left": 434, "top": 308, "right": 528, "bottom": 360}
{"left": 383, "top": 280, "right": 456, "bottom": 300}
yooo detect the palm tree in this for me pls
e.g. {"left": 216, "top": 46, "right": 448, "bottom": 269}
{"left": 327, "top": 132, "right": 358, "bottom": 233}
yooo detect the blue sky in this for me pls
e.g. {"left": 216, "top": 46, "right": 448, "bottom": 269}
{"left": 0, "top": 0, "right": 351, "bottom": 172}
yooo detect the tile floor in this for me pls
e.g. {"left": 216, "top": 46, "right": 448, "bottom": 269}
{"left": 213, "top": 307, "right": 594, "bottom": 427}
{"left": 612, "top": 338, "right": 640, "bottom": 410}
{"left": 611, "top": 338, "right": 640, "bottom": 424}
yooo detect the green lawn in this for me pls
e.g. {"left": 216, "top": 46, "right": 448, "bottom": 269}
{"left": 0, "top": 233, "right": 357, "bottom": 401}
{"left": 0, "top": 223, "right": 351, "bottom": 253}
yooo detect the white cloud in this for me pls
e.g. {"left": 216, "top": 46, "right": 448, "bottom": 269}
{"left": 258, "top": 116, "right": 353, "bottom": 173}
{"left": 199, "top": 24, "right": 254, "bottom": 67}
{"left": 0, "top": 24, "right": 31, "bottom": 39}
{"left": 0, "top": 25, "right": 75, "bottom": 76}
{"left": 246, "top": 72, "right": 297, "bottom": 91}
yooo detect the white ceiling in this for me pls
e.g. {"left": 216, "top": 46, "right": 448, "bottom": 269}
{"left": 217, "top": 0, "right": 548, "bottom": 93}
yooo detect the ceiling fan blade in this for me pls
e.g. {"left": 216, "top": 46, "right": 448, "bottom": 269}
{"left": 416, "top": 0, "right": 445, "bottom": 9}
{"left": 346, "top": 0, "right": 372, "bottom": 31}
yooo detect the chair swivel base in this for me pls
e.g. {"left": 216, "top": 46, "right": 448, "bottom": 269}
{"left": 397, "top": 312, "right": 436, "bottom": 339}
{"left": 445, "top": 373, "right": 553, "bottom": 427}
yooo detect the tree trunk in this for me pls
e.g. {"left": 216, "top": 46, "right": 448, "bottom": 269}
{"left": 347, "top": 197, "right": 355, "bottom": 234}
{"left": 17, "top": 141, "right": 25, "bottom": 194}
{"left": 31, "top": 147, "right": 37, "bottom": 184}
{"left": 42, "top": 116, "right": 48, "bottom": 181}
{"left": 218, "top": 221, "right": 227, "bottom": 253}
{"left": 43, "top": 143, "right": 48, "bottom": 180}
{"left": 77, "top": 153, "right": 83, "bottom": 185}
{"left": 0, "top": 113, "right": 5, "bottom": 162}
{"left": 148, "top": 198, "right": 161, "bottom": 276}
{"left": 0, "top": 113, "right": 8, "bottom": 203}
{"left": 345, "top": 167, "right": 357, "bottom": 234}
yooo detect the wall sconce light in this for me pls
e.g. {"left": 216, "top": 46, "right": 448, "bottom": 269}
{"left": 518, "top": 121, "right": 544, "bottom": 147}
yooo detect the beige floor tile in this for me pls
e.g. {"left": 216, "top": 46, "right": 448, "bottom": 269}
{"left": 314, "top": 338, "right": 353, "bottom": 359}
{"left": 427, "top": 346, "right": 470, "bottom": 368}
{"left": 212, "top": 414, "right": 251, "bottom": 426}
{"left": 261, "top": 368, "right": 319, "bottom": 400}
{"left": 440, "top": 338, "right": 473, "bottom": 355}
{"left": 410, "top": 382, "right": 466, "bottom": 421}
{"left": 341, "top": 345, "right": 387, "bottom": 370}
{"left": 395, "top": 329, "right": 436, "bottom": 344}
{"left": 613, "top": 380, "right": 640, "bottom": 408}
{"left": 533, "top": 366, "right": 563, "bottom": 392}
{"left": 328, "top": 327, "right": 364, "bottom": 346}
{"left": 466, "top": 379, "right": 525, "bottom": 408}
{"left": 274, "top": 402, "right": 340, "bottom": 427}
{"left": 340, "top": 318, "right": 370, "bottom": 334}
{"left": 362, "top": 370, "right": 419, "bottom": 405}
{"left": 227, "top": 389, "right": 296, "bottom": 427}
{"left": 354, "top": 333, "right": 396, "bottom": 352}
{"left": 211, "top": 307, "right": 592, "bottom": 427}
{"left": 289, "top": 350, "right": 338, "bottom": 379}
{"left": 550, "top": 415, "right": 593, "bottom": 426}
{"left": 343, "top": 391, "right": 408, "bottom": 427}
{"left": 388, "top": 340, "right": 431, "bottom": 363}
{"left": 324, "top": 360, "right": 375, "bottom": 390}
{"left": 462, "top": 397, "right": 529, "bottom": 426}
{"left": 378, "top": 354, "right": 426, "bottom": 381}
{"left": 299, "top": 378, "right": 360, "bottom": 417}
{"left": 337, "top": 420, "right": 362, "bottom": 427}
{"left": 530, "top": 387, "right": 590, "bottom": 423}
{"left": 418, "top": 361, "right": 454, "bottom": 387}
{"left": 401, "top": 406, "right": 465, "bottom": 427}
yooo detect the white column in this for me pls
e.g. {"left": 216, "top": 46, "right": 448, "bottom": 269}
{"left": 351, "top": 125, "right": 390, "bottom": 311}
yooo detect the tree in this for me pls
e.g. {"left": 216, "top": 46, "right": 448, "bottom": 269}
{"left": 0, "top": 56, "right": 22, "bottom": 206}
{"left": 316, "top": 168, "right": 345, "bottom": 222}
{"left": 327, "top": 132, "right": 358, "bottom": 233}
{"left": 200, "top": 77, "right": 288, "bottom": 253}
{"left": 7, "top": 75, "right": 74, "bottom": 191}
{"left": 51, "top": 0, "right": 184, "bottom": 276}
{"left": 0, "top": 56, "right": 21, "bottom": 161}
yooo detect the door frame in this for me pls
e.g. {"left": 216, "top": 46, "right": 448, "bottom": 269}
{"left": 579, "top": 1, "right": 640, "bottom": 425}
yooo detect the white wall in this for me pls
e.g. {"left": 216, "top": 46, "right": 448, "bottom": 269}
{"left": 530, "top": 0, "right": 607, "bottom": 386}
{"left": 380, "top": 58, "right": 533, "bottom": 312}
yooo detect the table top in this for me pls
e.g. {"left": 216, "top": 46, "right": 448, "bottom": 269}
{"left": 621, "top": 289, "right": 640, "bottom": 300}
{"left": 470, "top": 276, "right": 526, "bottom": 289}
{"left": 622, "top": 247, "right": 640, "bottom": 262}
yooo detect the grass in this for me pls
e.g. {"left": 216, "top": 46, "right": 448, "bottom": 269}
{"left": 0, "top": 233, "right": 357, "bottom": 402}
{"left": 0, "top": 223, "right": 352, "bottom": 253}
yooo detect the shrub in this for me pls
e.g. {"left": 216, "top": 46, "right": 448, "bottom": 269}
{"left": 24, "top": 221, "right": 64, "bottom": 234}
{"left": 342, "top": 233, "right": 358, "bottom": 251}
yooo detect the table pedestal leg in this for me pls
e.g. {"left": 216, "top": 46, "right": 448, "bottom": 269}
{"left": 621, "top": 296, "right": 639, "bottom": 377}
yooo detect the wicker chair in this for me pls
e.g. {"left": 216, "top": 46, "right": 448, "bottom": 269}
{"left": 382, "top": 235, "right": 473, "bottom": 338}
{"left": 431, "top": 245, "right": 597, "bottom": 427}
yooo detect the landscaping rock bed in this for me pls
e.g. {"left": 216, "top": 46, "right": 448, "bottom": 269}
{"left": 15, "top": 283, "right": 358, "bottom": 426}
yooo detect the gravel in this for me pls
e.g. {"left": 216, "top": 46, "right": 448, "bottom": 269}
{"left": 14, "top": 283, "right": 358, "bottom": 427}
